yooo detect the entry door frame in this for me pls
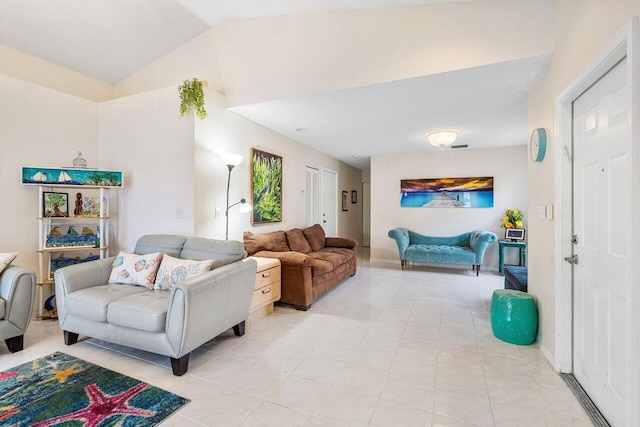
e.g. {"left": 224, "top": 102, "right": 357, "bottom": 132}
{"left": 555, "top": 17, "right": 639, "bottom": 424}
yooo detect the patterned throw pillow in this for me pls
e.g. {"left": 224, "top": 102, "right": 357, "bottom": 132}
{"left": 109, "top": 252, "right": 162, "bottom": 289}
{"left": 154, "top": 254, "right": 214, "bottom": 290}
{"left": 0, "top": 252, "right": 18, "bottom": 274}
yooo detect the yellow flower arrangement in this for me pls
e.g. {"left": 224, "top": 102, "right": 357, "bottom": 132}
{"left": 501, "top": 209, "right": 523, "bottom": 229}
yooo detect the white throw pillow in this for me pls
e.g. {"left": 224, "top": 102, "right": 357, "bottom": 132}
{"left": 0, "top": 252, "right": 18, "bottom": 274}
{"left": 109, "top": 252, "right": 162, "bottom": 289}
{"left": 154, "top": 254, "right": 213, "bottom": 290}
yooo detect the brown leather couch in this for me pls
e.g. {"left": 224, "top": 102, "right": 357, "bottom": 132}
{"left": 243, "top": 224, "right": 357, "bottom": 310}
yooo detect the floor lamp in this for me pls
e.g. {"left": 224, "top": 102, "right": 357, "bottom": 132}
{"left": 221, "top": 153, "right": 252, "bottom": 240}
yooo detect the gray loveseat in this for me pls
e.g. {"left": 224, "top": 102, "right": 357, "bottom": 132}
{"left": 55, "top": 235, "right": 257, "bottom": 376}
{"left": 1, "top": 265, "right": 36, "bottom": 352}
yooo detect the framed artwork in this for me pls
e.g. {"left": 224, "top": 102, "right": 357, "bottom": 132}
{"left": 250, "top": 148, "right": 282, "bottom": 224}
{"left": 342, "top": 191, "right": 348, "bottom": 211}
{"left": 22, "top": 166, "right": 123, "bottom": 187}
{"left": 400, "top": 176, "right": 494, "bottom": 208}
{"left": 351, "top": 190, "right": 357, "bottom": 204}
{"left": 43, "top": 192, "right": 69, "bottom": 217}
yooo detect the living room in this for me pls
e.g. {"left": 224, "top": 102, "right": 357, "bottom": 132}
{"left": 1, "top": 1, "right": 639, "bottom": 425}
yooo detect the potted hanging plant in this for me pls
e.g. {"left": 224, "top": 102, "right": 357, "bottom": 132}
{"left": 178, "top": 78, "right": 207, "bottom": 119}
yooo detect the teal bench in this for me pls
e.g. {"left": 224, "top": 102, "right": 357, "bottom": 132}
{"left": 388, "top": 228, "right": 497, "bottom": 275}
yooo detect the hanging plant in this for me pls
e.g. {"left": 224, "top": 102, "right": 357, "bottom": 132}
{"left": 178, "top": 78, "right": 207, "bottom": 120}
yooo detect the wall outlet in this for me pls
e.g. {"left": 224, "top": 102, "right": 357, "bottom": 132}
{"left": 215, "top": 207, "right": 222, "bottom": 218}
{"left": 175, "top": 207, "right": 184, "bottom": 219}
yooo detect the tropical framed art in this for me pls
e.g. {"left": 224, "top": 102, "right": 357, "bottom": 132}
{"left": 250, "top": 148, "right": 282, "bottom": 224}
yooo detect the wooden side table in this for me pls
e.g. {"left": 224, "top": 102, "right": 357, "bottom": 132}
{"left": 247, "top": 257, "right": 281, "bottom": 325}
{"left": 498, "top": 241, "right": 527, "bottom": 275}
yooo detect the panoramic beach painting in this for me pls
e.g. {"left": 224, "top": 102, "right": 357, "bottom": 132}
{"left": 400, "top": 176, "right": 494, "bottom": 208}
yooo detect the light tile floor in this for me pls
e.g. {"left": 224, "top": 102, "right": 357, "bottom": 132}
{"left": 0, "top": 254, "right": 593, "bottom": 426}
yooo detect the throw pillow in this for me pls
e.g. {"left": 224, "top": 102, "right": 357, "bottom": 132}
{"left": 243, "top": 230, "right": 289, "bottom": 255}
{"left": 109, "top": 252, "right": 162, "bottom": 289}
{"left": 285, "top": 229, "right": 312, "bottom": 254}
{"left": 0, "top": 252, "right": 19, "bottom": 274}
{"left": 154, "top": 254, "right": 213, "bottom": 290}
{"left": 302, "top": 224, "right": 326, "bottom": 252}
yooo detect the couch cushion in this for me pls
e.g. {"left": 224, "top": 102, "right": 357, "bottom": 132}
{"left": 311, "top": 259, "right": 334, "bottom": 276}
{"left": 309, "top": 251, "right": 347, "bottom": 267}
{"left": 320, "top": 247, "right": 355, "bottom": 261}
{"left": 302, "top": 224, "right": 326, "bottom": 252}
{"left": 243, "top": 230, "right": 289, "bottom": 255}
{"left": 134, "top": 235, "right": 187, "bottom": 258}
{"left": 107, "top": 291, "right": 171, "bottom": 332}
{"left": 0, "top": 252, "right": 18, "bottom": 275}
{"left": 181, "top": 237, "right": 245, "bottom": 269}
{"left": 109, "top": 252, "right": 163, "bottom": 289}
{"left": 154, "top": 254, "right": 213, "bottom": 290}
{"left": 405, "top": 244, "right": 476, "bottom": 264}
{"left": 65, "top": 284, "right": 148, "bottom": 322}
{"left": 0, "top": 297, "right": 5, "bottom": 319}
{"left": 286, "top": 229, "right": 312, "bottom": 254}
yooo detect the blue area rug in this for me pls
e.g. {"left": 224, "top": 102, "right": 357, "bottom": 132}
{"left": 0, "top": 352, "right": 189, "bottom": 426}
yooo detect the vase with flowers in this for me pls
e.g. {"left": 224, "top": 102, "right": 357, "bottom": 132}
{"left": 501, "top": 209, "right": 523, "bottom": 229}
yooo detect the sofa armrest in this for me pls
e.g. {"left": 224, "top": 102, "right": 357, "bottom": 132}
{"left": 388, "top": 228, "right": 410, "bottom": 258}
{"left": 469, "top": 230, "right": 498, "bottom": 263}
{"left": 54, "top": 257, "right": 115, "bottom": 296}
{"left": 165, "top": 258, "right": 257, "bottom": 356}
{"left": 253, "top": 250, "right": 314, "bottom": 267}
{"left": 0, "top": 266, "right": 36, "bottom": 332}
{"left": 325, "top": 237, "right": 358, "bottom": 249}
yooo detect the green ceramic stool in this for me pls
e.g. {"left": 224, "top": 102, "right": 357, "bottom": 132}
{"left": 490, "top": 289, "right": 538, "bottom": 345}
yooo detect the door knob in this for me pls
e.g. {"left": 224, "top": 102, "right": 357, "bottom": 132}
{"left": 564, "top": 255, "right": 579, "bottom": 265}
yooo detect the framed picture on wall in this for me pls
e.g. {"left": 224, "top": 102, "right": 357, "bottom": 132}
{"left": 250, "top": 148, "right": 283, "bottom": 224}
{"left": 351, "top": 190, "right": 357, "bottom": 204}
{"left": 342, "top": 191, "right": 348, "bottom": 211}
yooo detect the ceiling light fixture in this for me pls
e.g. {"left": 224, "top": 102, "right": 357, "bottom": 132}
{"left": 426, "top": 129, "right": 459, "bottom": 149}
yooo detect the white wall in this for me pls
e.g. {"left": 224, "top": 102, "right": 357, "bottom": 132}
{"left": 527, "top": 0, "right": 640, "bottom": 359}
{"left": 0, "top": 74, "right": 98, "bottom": 277}
{"left": 98, "top": 87, "right": 195, "bottom": 252}
{"left": 371, "top": 146, "right": 528, "bottom": 270}
{"left": 194, "top": 88, "right": 363, "bottom": 242}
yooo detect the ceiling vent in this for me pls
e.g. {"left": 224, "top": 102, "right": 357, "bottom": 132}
{"left": 451, "top": 144, "right": 468, "bottom": 149}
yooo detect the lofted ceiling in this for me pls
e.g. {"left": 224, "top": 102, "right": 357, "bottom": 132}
{"left": 0, "top": 0, "right": 547, "bottom": 170}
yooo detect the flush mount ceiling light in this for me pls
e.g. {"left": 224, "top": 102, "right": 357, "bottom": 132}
{"left": 426, "top": 129, "right": 459, "bottom": 149}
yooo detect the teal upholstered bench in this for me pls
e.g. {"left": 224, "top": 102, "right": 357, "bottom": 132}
{"left": 388, "top": 228, "right": 497, "bottom": 276}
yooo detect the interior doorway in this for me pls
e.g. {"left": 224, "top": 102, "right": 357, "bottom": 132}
{"left": 362, "top": 182, "right": 371, "bottom": 246}
{"left": 321, "top": 168, "right": 337, "bottom": 236}
{"left": 557, "top": 18, "right": 639, "bottom": 426}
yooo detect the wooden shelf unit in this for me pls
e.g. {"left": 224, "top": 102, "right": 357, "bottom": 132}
{"left": 35, "top": 185, "right": 116, "bottom": 319}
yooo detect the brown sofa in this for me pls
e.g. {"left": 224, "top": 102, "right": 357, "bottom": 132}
{"left": 243, "top": 224, "right": 358, "bottom": 310}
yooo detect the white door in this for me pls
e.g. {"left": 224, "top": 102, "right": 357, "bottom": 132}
{"left": 305, "top": 166, "right": 319, "bottom": 226}
{"left": 321, "top": 168, "right": 337, "bottom": 236}
{"left": 362, "top": 182, "right": 371, "bottom": 246}
{"left": 572, "top": 58, "right": 631, "bottom": 426}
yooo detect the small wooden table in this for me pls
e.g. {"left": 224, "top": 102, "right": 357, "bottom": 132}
{"left": 247, "top": 257, "right": 281, "bottom": 325}
{"left": 498, "top": 240, "right": 527, "bottom": 275}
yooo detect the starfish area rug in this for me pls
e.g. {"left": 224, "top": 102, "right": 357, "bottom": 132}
{"left": 0, "top": 352, "right": 189, "bottom": 426}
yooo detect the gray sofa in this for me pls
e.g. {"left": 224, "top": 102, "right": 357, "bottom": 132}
{"left": 55, "top": 235, "right": 257, "bottom": 376}
{"left": 1, "top": 265, "right": 36, "bottom": 352}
